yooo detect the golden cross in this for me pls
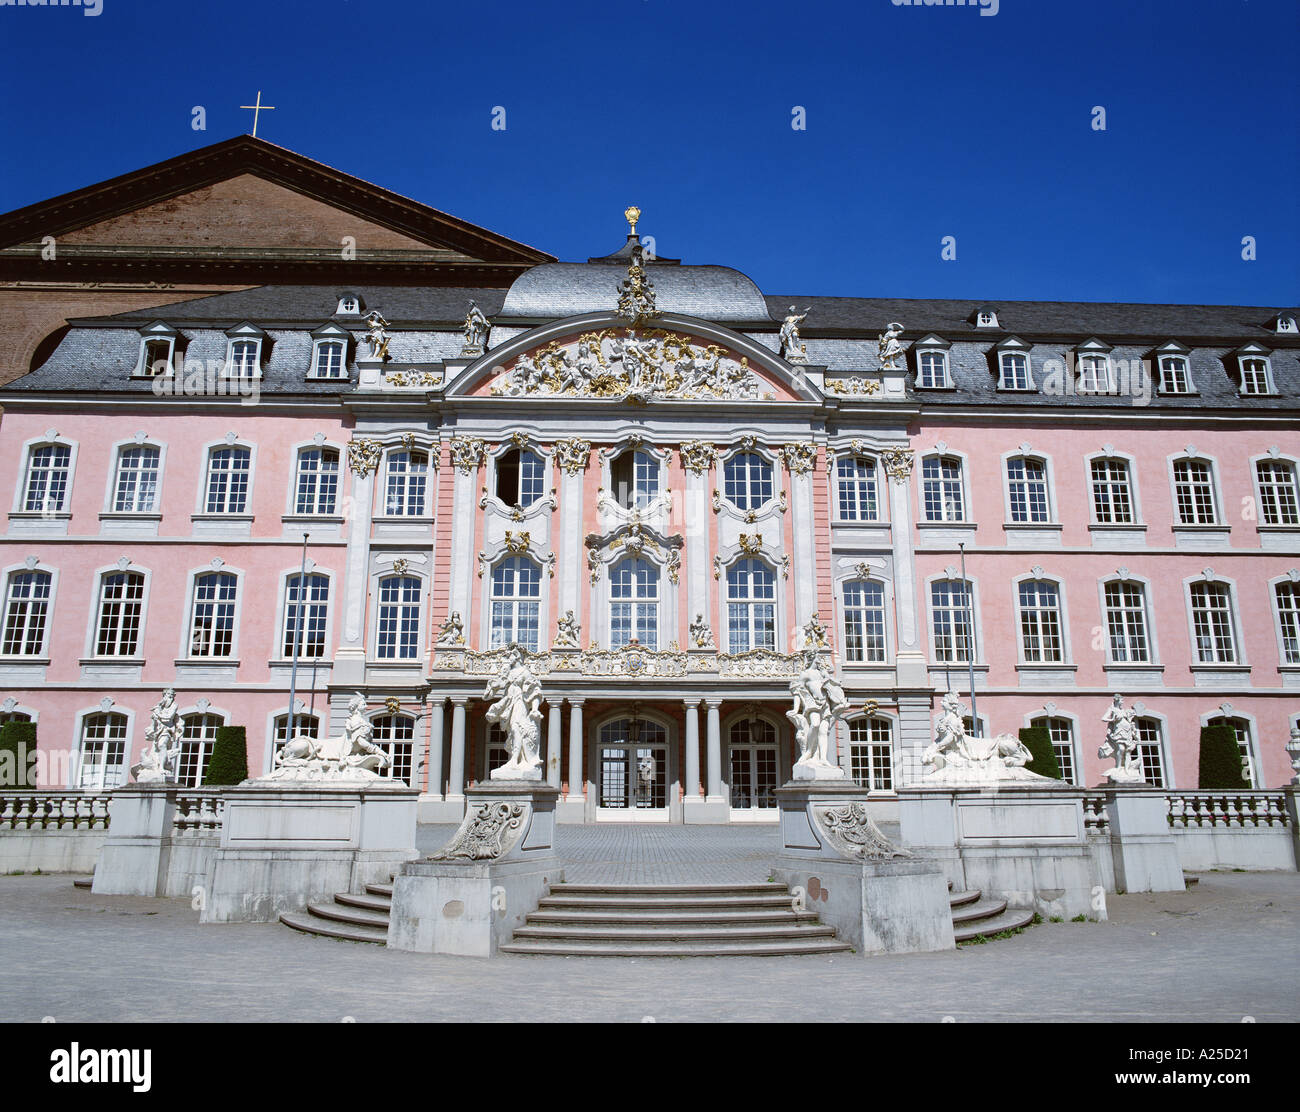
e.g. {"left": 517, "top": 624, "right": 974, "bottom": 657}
{"left": 239, "top": 91, "right": 276, "bottom": 138}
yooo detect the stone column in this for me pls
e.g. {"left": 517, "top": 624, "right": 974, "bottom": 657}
{"left": 684, "top": 700, "right": 701, "bottom": 800}
{"left": 705, "top": 699, "right": 723, "bottom": 802}
{"left": 559, "top": 698, "right": 586, "bottom": 823}
{"left": 447, "top": 698, "right": 468, "bottom": 804}
{"left": 426, "top": 699, "right": 445, "bottom": 799}
{"left": 546, "top": 699, "right": 563, "bottom": 789}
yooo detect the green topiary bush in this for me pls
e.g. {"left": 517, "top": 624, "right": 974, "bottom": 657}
{"left": 1019, "top": 726, "right": 1061, "bottom": 780}
{"left": 1198, "top": 724, "right": 1247, "bottom": 789}
{"left": 0, "top": 721, "right": 38, "bottom": 788}
{"left": 203, "top": 726, "right": 248, "bottom": 786}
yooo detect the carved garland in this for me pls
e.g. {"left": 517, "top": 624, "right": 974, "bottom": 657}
{"left": 679, "top": 441, "right": 719, "bottom": 475}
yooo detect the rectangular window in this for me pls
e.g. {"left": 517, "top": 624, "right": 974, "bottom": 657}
{"left": 1018, "top": 580, "right": 1063, "bottom": 663}
{"left": 313, "top": 341, "right": 346, "bottom": 379}
{"left": 1173, "top": 460, "right": 1217, "bottom": 525}
{"left": 189, "top": 573, "right": 238, "bottom": 658}
{"left": 848, "top": 718, "right": 893, "bottom": 791}
{"left": 377, "top": 576, "right": 422, "bottom": 660}
{"left": 2, "top": 571, "right": 51, "bottom": 656}
{"left": 140, "top": 338, "right": 173, "bottom": 377}
{"left": 1136, "top": 719, "right": 1165, "bottom": 787}
{"left": 227, "top": 340, "right": 260, "bottom": 378}
{"left": 23, "top": 444, "right": 72, "bottom": 513}
{"left": 295, "top": 448, "right": 339, "bottom": 515}
{"left": 78, "top": 714, "right": 127, "bottom": 790}
{"left": 113, "top": 446, "right": 161, "bottom": 513}
{"left": 999, "top": 352, "right": 1031, "bottom": 390}
{"left": 385, "top": 451, "right": 428, "bottom": 516}
{"left": 1090, "top": 459, "right": 1134, "bottom": 523}
{"left": 1104, "top": 581, "right": 1150, "bottom": 663}
{"left": 1256, "top": 461, "right": 1299, "bottom": 526}
{"left": 282, "top": 573, "right": 329, "bottom": 658}
{"left": 95, "top": 573, "right": 144, "bottom": 656}
{"left": 931, "top": 580, "right": 974, "bottom": 663}
{"left": 205, "top": 447, "right": 251, "bottom": 514}
{"left": 1007, "top": 458, "right": 1050, "bottom": 523}
{"left": 1239, "top": 358, "right": 1272, "bottom": 395}
{"left": 917, "top": 351, "right": 947, "bottom": 389}
{"left": 922, "top": 457, "right": 964, "bottom": 522}
{"left": 1277, "top": 583, "right": 1300, "bottom": 665}
{"left": 177, "top": 714, "right": 222, "bottom": 788}
{"left": 1078, "top": 354, "right": 1112, "bottom": 393}
{"left": 1189, "top": 582, "right": 1237, "bottom": 664}
{"left": 836, "top": 457, "right": 878, "bottom": 521}
{"left": 842, "top": 580, "right": 886, "bottom": 662}
{"left": 1159, "top": 356, "right": 1191, "bottom": 393}
{"left": 1032, "top": 716, "right": 1076, "bottom": 785}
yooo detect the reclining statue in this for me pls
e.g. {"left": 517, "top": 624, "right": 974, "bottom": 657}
{"left": 261, "top": 693, "right": 391, "bottom": 782}
{"left": 921, "top": 692, "right": 1051, "bottom": 784}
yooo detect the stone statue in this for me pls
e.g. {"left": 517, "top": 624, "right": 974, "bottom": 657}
{"left": 132, "top": 688, "right": 182, "bottom": 783}
{"left": 780, "top": 306, "right": 810, "bottom": 364}
{"left": 787, "top": 651, "right": 849, "bottom": 780}
{"left": 922, "top": 692, "right": 1049, "bottom": 783}
{"left": 554, "top": 609, "right": 581, "bottom": 648}
{"left": 263, "top": 693, "right": 391, "bottom": 782}
{"left": 1098, "top": 693, "right": 1144, "bottom": 783}
{"left": 878, "top": 322, "right": 905, "bottom": 371}
{"left": 363, "top": 311, "right": 391, "bottom": 361}
{"left": 690, "top": 613, "right": 716, "bottom": 649}
{"left": 1288, "top": 723, "right": 1300, "bottom": 785}
{"left": 485, "top": 645, "right": 543, "bottom": 781}
{"left": 462, "top": 300, "right": 490, "bottom": 356}
{"left": 637, "top": 754, "right": 656, "bottom": 797}
{"left": 436, "top": 611, "right": 465, "bottom": 646}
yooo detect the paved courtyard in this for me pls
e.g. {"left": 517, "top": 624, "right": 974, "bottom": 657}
{"left": 2, "top": 825, "right": 1296, "bottom": 1023}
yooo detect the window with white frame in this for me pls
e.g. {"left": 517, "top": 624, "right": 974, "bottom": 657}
{"left": 384, "top": 450, "right": 428, "bottom": 516}
{"left": 917, "top": 349, "right": 949, "bottom": 388}
{"left": 189, "top": 572, "right": 237, "bottom": 658}
{"left": 1103, "top": 581, "right": 1151, "bottom": 663}
{"left": 371, "top": 715, "right": 415, "bottom": 785}
{"left": 1274, "top": 581, "right": 1300, "bottom": 664}
{"left": 610, "top": 449, "right": 660, "bottom": 511}
{"left": 2, "top": 570, "right": 51, "bottom": 656}
{"left": 489, "top": 558, "right": 540, "bottom": 651}
{"left": 282, "top": 573, "right": 329, "bottom": 658}
{"left": 1029, "top": 715, "right": 1077, "bottom": 784}
{"left": 294, "top": 447, "right": 339, "bottom": 515}
{"left": 1077, "top": 354, "right": 1113, "bottom": 393}
{"left": 78, "top": 712, "right": 128, "bottom": 790}
{"left": 921, "top": 456, "right": 965, "bottom": 521}
{"left": 204, "top": 447, "right": 251, "bottom": 514}
{"left": 999, "top": 351, "right": 1032, "bottom": 390}
{"left": 1006, "top": 457, "right": 1050, "bottom": 523}
{"left": 226, "top": 339, "right": 261, "bottom": 378}
{"left": 485, "top": 723, "right": 511, "bottom": 778}
{"left": 1172, "top": 459, "right": 1217, "bottom": 524}
{"left": 273, "top": 712, "right": 321, "bottom": 760}
{"left": 1090, "top": 458, "right": 1135, "bottom": 523}
{"left": 723, "top": 452, "right": 774, "bottom": 511}
{"left": 849, "top": 717, "right": 893, "bottom": 791}
{"left": 1135, "top": 718, "right": 1166, "bottom": 787}
{"left": 496, "top": 448, "right": 547, "bottom": 509}
{"left": 1206, "top": 715, "right": 1255, "bottom": 786}
{"left": 0, "top": 711, "right": 32, "bottom": 726}
{"left": 1239, "top": 356, "right": 1273, "bottom": 395}
{"left": 1018, "top": 579, "right": 1063, "bottom": 663}
{"left": 1256, "top": 460, "right": 1299, "bottom": 526}
{"left": 609, "top": 557, "right": 659, "bottom": 650}
{"left": 138, "top": 337, "right": 175, "bottom": 377}
{"left": 313, "top": 340, "right": 346, "bottom": 379}
{"left": 930, "top": 579, "right": 975, "bottom": 663}
{"left": 177, "top": 713, "right": 223, "bottom": 787}
{"left": 842, "top": 580, "right": 886, "bottom": 663}
{"left": 376, "top": 574, "right": 422, "bottom": 660}
{"left": 1189, "top": 581, "right": 1237, "bottom": 664}
{"left": 835, "top": 456, "right": 879, "bottom": 521}
{"left": 22, "top": 444, "right": 72, "bottom": 513}
{"left": 726, "top": 559, "right": 776, "bottom": 653}
{"left": 1158, "top": 355, "right": 1192, "bottom": 393}
{"left": 95, "top": 571, "right": 145, "bottom": 656}
{"left": 112, "top": 445, "right": 161, "bottom": 513}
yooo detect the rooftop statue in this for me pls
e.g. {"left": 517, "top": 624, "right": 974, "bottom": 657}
{"left": 363, "top": 311, "right": 391, "bottom": 361}
{"left": 878, "top": 321, "right": 905, "bottom": 371}
{"left": 780, "top": 306, "right": 810, "bottom": 364}
{"left": 922, "top": 692, "right": 1050, "bottom": 783}
{"left": 462, "top": 299, "right": 490, "bottom": 356}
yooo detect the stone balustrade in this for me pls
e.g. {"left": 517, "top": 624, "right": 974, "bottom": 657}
{"left": 172, "top": 791, "right": 226, "bottom": 836}
{"left": 1167, "top": 791, "right": 1290, "bottom": 829}
{"left": 0, "top": 791, "right": 112, "bottom": 831}
{"left": 1082, "top": 793, "right": 1110, "bottom": 835}
{"left": 0, "top": 791, "right": 113, "bottom": 873}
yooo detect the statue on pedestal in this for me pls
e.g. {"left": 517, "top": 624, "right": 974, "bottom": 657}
{"left": 485, "top": 645, "right": 543, "bottom": 781}
{"left": 363, "top": 311, "right": 391, "bottom": 361}
{"left": 1287, "top": 723, "right": 1300, "bottom": 785}
{"left": 436, "top": 611, "right": 465, "bottom": 646}
{"left": 780, "top": 306, "right": 810, "bottom": 364}
{"left": 921, "top": 692, "right": 1048, "bottom": 783}
{"left": 462, "top": 300, "right": 490, "bottom": 356}
{"left": 554, "top": 610, "right": 581, "bottom": 648}
{"left": 878, "top": 321, "right": 905, "bottom": 371}
{"left": 262, "top": 693, "right": 391, "bottom": 782}
{"left": 690, "top": 613, "right": 716, "bottom": 649}
{"left": 1098, "top": 693, "right": 1145, "bottom": 783}
{"left": 787, "top": 651, "right": 849, "bottom": 780}
{"left": 132, "top": 688, "right": 182, "bottom": 783}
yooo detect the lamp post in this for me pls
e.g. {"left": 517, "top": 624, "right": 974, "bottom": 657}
{"left": 287, "top": 533, "right": 309, "bottom": 739}
{"left": 958, "top": 540, "right": 979, "bottom": 737}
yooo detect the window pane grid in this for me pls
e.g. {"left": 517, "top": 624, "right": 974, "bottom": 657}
{"left": 1104, "top": 581, "right": 1150, "bottom": 662}
{"left": 1000, "top": 352, "right": 1030, "bottom": 390}
{"left": 1031, "top": 716, "right": 1076, "bottom": 784}
{"left": 1018, "top": 580, "right": 1062, "bottom": 662}
{"left": 1007, "top": 458, "right": 1049, "bottom": 523}
{"left": 723, "top": 453, "right": 773, "bottom": 511}
{"left": 295, "top": 448, "right": 339, "bottom": 515}
{"left": 205, "top": 447, "right": 250, "bottom": 514}
{"left": 931, "top": 580, "right": 974, "bottom": 663}
{"left": 384, "top": 451, "right": 428, "bottom": 516}
{"left": 189, "top": 573, "right": 238, "bottom": 658}
{"left": 283, "top": 573, "right": 330, "bottom": 657}
{"left": 489, "top": 558, "right": 540, "bottom": 651}
{"left": 178, "top": 713, "right": 222, "bottom": 788}
{"left": 610, "top": 558, "right": 659, "bottom": 650}
{"left": 842, "top": 580, "right": 886, "bottom": 662}
{"left": 836, "top": 457, "right": 878, "bottom": 521}
{"left": 849, "top": 718, "right": 893, "bottom": 791}
{"left": 726, "top": 559, "right": 776, "bottom": 653}
{"left": 95, "top": 572, "right": 144, "bottom": 656}
{"left": 1136, "top": 719, "right": 1165, "bottom": 787}
{"left": 1189, "top": 582, "right": 1236, "bottom": 663}
{"left": 314, "top": 341, "right": 345, "bottom": 378}
{"left": 1277, "top": 583, "right": 1300, "bottom": 665}
{"left": 377, "top": 575, "right": 422, "bottom": 659}
{"left": 24, "top": 444, "right": 71, "bottom": 513}
{"left": 1090, "top": 459, "right": 1133, "bottom": 523}
{"left": 3, "top": 571, "right": 51, "bottom": 656}
{"left": 1256, "top": 461, "right": 1299, "bottom": 526}
{"left": 79, "top": 713, "right": 127, "bottom": 790}
{"left": 922, "top": 457, "right": 964, "bottom": 521}
{"left": 1173, "top": 460, "right": 1217, "bottom": 524}
{"left": 113, "top": 446, "right": 160, "bottom": 513}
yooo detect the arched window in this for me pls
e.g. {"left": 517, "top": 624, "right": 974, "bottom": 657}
{"left": 597, "top": 717, "right": 668, "bottom": 810}
{"left": 23, "top": 444, "right": 72, "bottom": 513}
{"left": 1103, "top": 580, "right": 1151, "bottom": 663}
{"left": 1276, "top": 581, "right": 1300, "bottom": 664}
{"left": 917, "top": 350, "right": 948, "bottom": 389}
{"left": 273, "top": 712, "right": 321, "bottom": 763}
{"left": 3, "top": 570, "right": 51, "bottom": 656}
{"left": 609, "top": 557, "right": 659, "bottom": 650}
{"left": 1029, "top": 715, "right": 1077, "bottom": 785}
{"left": 489, "top": 558, "right": 540, "bottom": 651}
{"left": 1189, "top": 581, "right": 1237, "bottom": 663}
{"left": 371, "top": 715, "right": 415, "bottom": 785}
{"left": 1006, "top": 457, "right": 1050, "bottom": 523}
{"left": 112, "top": 445, "right": 161, "bottom": 513}
{"left": 495, "top": 448, "right": 546, "bottom": 509}
{"left": 723, "top": 452, "right": 773, "bottom": 511}
{"left": 313, "top": 340, "right": 346, "bottom": 379}
{"left": 842, "top": 580, "right": 886, "bottom": 663}
{"left": 835, "top": 457, "right": 878, "bottom": 521}
{"left": 78, "top": 712, "right": 128, "bottom": 790}
{"left": 610, "top": 449, "right": 660, "bottom": 510}
{"left": 921, "top": 456, "right": 964, "bottom": 521}
{"left": 384, "top": 450, "right": 429, "bottom": 516}
{"left": 204, "top": 447, "right": 251, "bottom": 514}
{"left": 282, "top": 573, "right": 329, "bottom": 658}
{"left": 95, "top": 571, "right": 145, "bottom": 657}
{"left": 849, "top": 717, "right": 893, "bottom": 791}
{"left": 1205, "top": 715, "right": 1255, "bottom": 787}
{"left": 376, "top": 575, "right": 422, "bottom": 659}
{"left": 725, "top": 559, "right": 776, "bottom": 653}
{"left": 930, "top": 579, "right": 975, "bottom": 663}
{"left": 1018, "top": 579, "right": 1063, "bottom": 663}
{"left": 294, "top": 448, "right": 339, "bottom": 515}
{"left": 178, "top": 713, "right": 224, "bottom": 787}
{"left": 999, "top": 351, "right": 1032, "bottom": 390}
{"left": 1159, "top": 355, "right": 1192, "bottom": 394}
{"left": 729, "top": 718, "right": 778, "bottom": 809}
{"left": 189, "top": 572, "right": 238, "bottom": 658}
{"left": 226, "top": 339, "right": 260, "bottom": 378}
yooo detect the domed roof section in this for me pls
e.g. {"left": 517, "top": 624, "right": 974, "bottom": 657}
{"left": 501, "top": 254, "right": 773, "bottom": 323}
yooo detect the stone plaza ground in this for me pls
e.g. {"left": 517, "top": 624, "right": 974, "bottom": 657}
{"left": 2, "top": 824, "right": 1296, "bottom": 1024}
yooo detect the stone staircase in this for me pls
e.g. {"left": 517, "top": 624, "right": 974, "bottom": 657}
{"left": 280, "top": 882, "right": 393, "bottom": 944}
{"left": 946, "top": 883, "right": 1036, "bottom": 943}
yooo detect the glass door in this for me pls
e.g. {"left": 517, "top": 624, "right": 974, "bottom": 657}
{"left": 596, "top": 718, "right": 669, "bottom": 821}
{"left": 728, "top": 719, "right": 779, "bottom": 821}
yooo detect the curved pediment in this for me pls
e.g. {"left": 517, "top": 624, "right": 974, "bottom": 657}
{"left": 448, "top": 312, "right": 819, "bottom": 403}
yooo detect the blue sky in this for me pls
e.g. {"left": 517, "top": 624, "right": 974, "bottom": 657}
{"left": 0, "top": 0, "right": 1295, "bottom": 306}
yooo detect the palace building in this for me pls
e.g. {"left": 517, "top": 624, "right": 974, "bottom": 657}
{"left": 1, "top": 138, "right": 1297, "bottom": 823}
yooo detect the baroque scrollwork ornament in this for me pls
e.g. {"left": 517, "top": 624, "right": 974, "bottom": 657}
{"left": 449, "top": 435, "right": 487, "bottom": 474}
{"left": 781, "top": 442, "right": 818, "bottom": 475}
{"left": 430, "top": 801, "right": 529, "bottom": 861}
{"left": 616, "top": 239, "right": 658, "bottom": 325}
{"left": 679, "top": 441, "right": 719, "bottom": 475}
{"left": 813, "top": 803, "right": 912, "bottom": 861}
{"left": 347, "top": 437, "right": 382, "bottom": 477}
{"left": 880, "top": 447, "right": 914, "bottom": 482}
{"left": 553, "top": 438, "right": 592, "bottom": 476}
{"left": 826, "top": 376, "right": 882, "bottom": 396}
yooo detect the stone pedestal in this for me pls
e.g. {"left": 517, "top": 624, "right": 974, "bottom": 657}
{"left": 92, "top": 784, "right": 179, "bottom": 897}
{"left": 899, "top": 783, "right": 1101, "bottom": 920}
{"left": 1102, "top": 786, "right": 1185, "bottom": 893}
{"left": 770, "top": 781, "right": 954, "bottom": 955}
{"left": 200, "top": 782, "right": 418, "bottom": 923}
{"left": 387, "top": 781, "right": 563, "bottom": 956}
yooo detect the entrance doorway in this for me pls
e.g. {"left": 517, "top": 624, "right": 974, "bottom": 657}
{"left": 728, "top": 718, "right": 780, "bottom": 822}
{"left": 596, "top": 717, "right": 669, "bottom": 822}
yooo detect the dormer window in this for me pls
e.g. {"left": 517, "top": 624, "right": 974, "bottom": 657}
{"left": 336, "top": 294, "right": 363, "bottom": 316}
{"left": 1075, "top": 340, "right": 1114, "bottom": 393}
{"left": 1273, "top": 314, "right": 1296, "bottom": 335}
{"left": 133, "top": 322, "right": 178, "bottom": 378}
{"left": 223, "top": 322, "right": 266, "bottom": 379}
{"left": 913, "top": 334, "right": 951, "bottom": 388}
{"left": 1155, "top": 343, "right": 1194, "bottom": 394}
{"left": 309, "top": 322, "right": 351, "bottom": 380}
{"left": 995, "top": 338, "right": 1034, "bottom": 390}
{"left": 973, "top": 307, "right": 999, "bottom": 329}
{"left": 1236, "top": 346, "right": 1275, "bottom": 395}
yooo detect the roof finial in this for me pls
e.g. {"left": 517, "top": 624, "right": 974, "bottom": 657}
{"left": 624, "top": 205, "right": 641, "bottom": 237}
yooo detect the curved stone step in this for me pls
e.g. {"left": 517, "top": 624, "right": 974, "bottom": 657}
{"left": 72, "top": 877, "right": 93, "bottom": 890}
{"left": 305, "top": 899, "right": 390, "bottom": 930}
{"left": 365, "top": 882, "right": 394, "bottom": 898}
{"left": 948, "top": 889, "right": 981, "bottom": 909}
{"left": 550, "top": 883, "right": 782, "bottom": 895}
{"left": 951, "top": 899, "right": 1009, "bottom": 926}
{"left": 953, "top": 907, "right": 1036, "bottom": 943}
{"left": 539, "top": 894, "right": 796, "bottom": 911}
{"left": 498, "top": 937, "right": 852, "bottom": 958}
{"left": 336, "top": 890, "right": 392, "bottom": 913}
{"left": 280, "top": 910, "right": 388, "bottom": 944}
{"left": 513, "top": 923, "right": 839, "bottom": 943}
{"left": 526, "top": 909, "right": 823, "bottom": 927}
